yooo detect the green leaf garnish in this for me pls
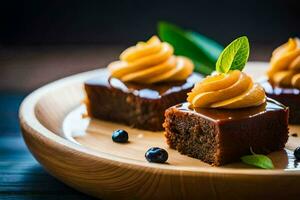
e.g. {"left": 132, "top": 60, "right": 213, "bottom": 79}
{"left": 186, "top": 31, "right": 223, "bottom": 62}
{"left": 241, "top": 149, "right": 274, "bottom": 169}
{"left": 216, "top": 36, "right": 250, "bottom": 73}
{"left": 158, "top": 21, "right": 223, "bottom": 75}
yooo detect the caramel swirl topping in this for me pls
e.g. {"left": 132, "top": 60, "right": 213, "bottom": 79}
{"left": 108, "top": 36, "right": 194, "bottom": 84}
{"left": 187, "top": 70, "right": 266, "bottom": 109}
{"left": 268, "top": 38, "right": 300, "bottom": 89}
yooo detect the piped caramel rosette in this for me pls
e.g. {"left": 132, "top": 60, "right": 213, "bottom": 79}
{"left": 187, "top": 70, "right": 266, "bottom": 109}
{"left": 267, "top": 38, "right": 300, "bottom": 89}
{"left": 108, "top": 36, "right": 194, "bottom": 84}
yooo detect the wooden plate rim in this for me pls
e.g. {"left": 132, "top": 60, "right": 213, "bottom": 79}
{"left": 19, "top": 62, "right": 300, "bottom": 176}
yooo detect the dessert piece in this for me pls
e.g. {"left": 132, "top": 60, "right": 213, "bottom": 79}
{"left": 261, "top": 38, "right": 300, "bottom": 124}
{"left": 164, "top": 99, "right": 289, "bottom": 166}
{"left": 163, "top": 36, "right": 289, "bottom": 166}
{"left": 85, "top": 74, "right": 200, "bottom": 131}
{"left": 84, "top": 36, "right": 201, "bottom": 131}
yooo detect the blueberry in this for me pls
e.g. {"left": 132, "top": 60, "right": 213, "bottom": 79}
{"left": 294, "top": 146, "right": 300, "bottom": 160}
{"left": 145, "top": 147, "right": 168, "bottom": 163}
{"left": 112, "top": 129, "right": 128, "bottom": 143}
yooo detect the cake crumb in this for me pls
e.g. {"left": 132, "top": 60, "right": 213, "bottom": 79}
{"left": 291, "top": 133, "right": 298, "bottom": 137}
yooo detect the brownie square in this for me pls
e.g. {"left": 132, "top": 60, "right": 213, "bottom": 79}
{"left": 261, "top": 79, "right": 300, "bottom": 124}
{"left": 84, "top": 73, "right": 201, "bottom": 131}
{"left": 163, "top": 99, "right": 289, "bottom": 166}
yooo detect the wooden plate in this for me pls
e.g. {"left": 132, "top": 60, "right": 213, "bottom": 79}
{"left": 19, "top": 62, "right": 300, "bottom": 199}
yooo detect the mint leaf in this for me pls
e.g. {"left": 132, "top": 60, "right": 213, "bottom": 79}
{"left": 241, "top": 154, "right": 274, "bottom": 169}
{"left": 216, "top": 36, "right": 250, "bottom": 73}
{"left": 158, "top": 21, "right": 223, "bottom": 75}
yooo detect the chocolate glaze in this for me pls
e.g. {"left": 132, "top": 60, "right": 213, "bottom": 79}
{"left": 260, "top": 79, "right": 300, "bottom": 124}
{"left": 85, "top": 73, "right": 202, "bottom": 99}
{"left": 84, "top": 72, "right": 202, "bottom": 131}
{"left": 175, "top": 98, "right": 287, "bottom": 122}
{"left": 261, "top": 78, "right": 300, "bottom": 95}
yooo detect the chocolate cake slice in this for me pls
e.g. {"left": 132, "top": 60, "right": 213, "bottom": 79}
{"left": 84, "top": 73, "right": 201, "bottom": 131}
{"left": 163, "top": 98, "right": 289, "bottom": 166}
{"left": 261, "top": 79, "right": 300, "bottom": 124}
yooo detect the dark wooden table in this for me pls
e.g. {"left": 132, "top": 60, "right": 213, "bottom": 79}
{"left": 0, "top": 93, "right": 98, "bottom": 199}
{"left": 0, "top": 44, "right": 273, "bottom": 199}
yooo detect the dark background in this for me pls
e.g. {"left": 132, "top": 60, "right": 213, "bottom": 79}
{"left": 1, "top": 0, "right": 299, "bottom": 92}
{"left": 2, "top": 0, "right": 299, "bottom": 46}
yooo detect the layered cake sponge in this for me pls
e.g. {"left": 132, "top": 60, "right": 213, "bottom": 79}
{"left": 164, "top": 99, "right": 289, "bottom": 166}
